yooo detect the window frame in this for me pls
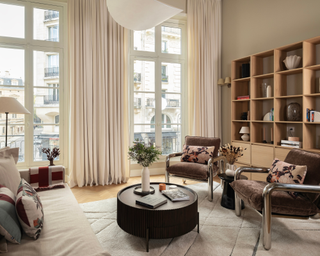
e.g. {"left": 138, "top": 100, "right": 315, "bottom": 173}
{"left": 0, "top": 0, "right": 68, "bottom": 169}
{"left": 129, "top": 19, "right": 187, "bottom": 163}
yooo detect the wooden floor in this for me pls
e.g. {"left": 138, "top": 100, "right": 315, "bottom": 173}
{"left": 71, "top": 175, "right": 221, "bottom": 204}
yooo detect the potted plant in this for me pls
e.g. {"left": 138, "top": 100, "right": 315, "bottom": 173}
{"left": 42, "top": 147, "right": 60, "bottom": 166}
{"left": 128, "top": 140, "right": 162, "bottom": 193}
{"left": 218, "top": 144, "right": 245, "bottom": 176}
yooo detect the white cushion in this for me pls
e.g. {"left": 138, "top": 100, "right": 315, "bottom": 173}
{"left": 0, "top": 155, "right": 21, "bottom": 195}
{"left": 0, "top": 147, "right": 19, "bottom": 164}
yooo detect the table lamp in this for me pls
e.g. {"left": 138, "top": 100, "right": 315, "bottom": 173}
{"left": 0, "top": 97, "right": 30, "bottom": 147}
{"left": 239, "top": 126, "right": 250, "bottom": 141}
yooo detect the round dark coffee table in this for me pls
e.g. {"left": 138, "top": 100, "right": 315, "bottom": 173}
{"left": 218, "top": 173, "right": 247, "bottom": 210}
{"left": 117, "top": 182, "right": 199, "bottom": 252}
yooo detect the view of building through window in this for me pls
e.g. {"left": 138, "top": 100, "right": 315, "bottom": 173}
{"left": 132, "top": 23, "right": 183, "bottom": 155}
{"left": 0, "top": 4, "right": 61, "bottom": 163}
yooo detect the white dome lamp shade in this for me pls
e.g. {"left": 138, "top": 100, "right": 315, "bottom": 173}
{"left": 239, "top": 126, "right": 250, "bottom": 141}
{"left": 106, "top": 0, "right": 183, "bottom": 31}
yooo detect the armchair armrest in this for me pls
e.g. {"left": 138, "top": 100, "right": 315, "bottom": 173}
{"left": 263, "top": 183, "right": 320, "bottom": 196}
{"left": 166, "top": 152, "right": 183, "bottom": 169}
{"left": 235, "top": 167, "right": 269, "bottom": 181}
{"left": 209, "top": 155, "right": 227, "bottom": 175}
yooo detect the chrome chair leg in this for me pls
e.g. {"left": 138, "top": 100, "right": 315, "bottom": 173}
{"left": 183, "top": 179, "right": 187, "bottom": 184}
{"left": 262, "top": 190, "right": 272, "bottom": 250}
{"left": 165, "top": 171, "right": 169, "bottom": 183}
{"left": 208, "top": 167, "right": 213, "bottom": 202}
{"left": 235, "top": 192, "right": 242, "bottom": 216}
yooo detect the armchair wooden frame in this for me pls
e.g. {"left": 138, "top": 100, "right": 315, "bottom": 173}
{"left": 234, "top": 167, "right": 320, "bottom": 250}
{"left": 165, "top": 153, "right": 227, "bottom": 202}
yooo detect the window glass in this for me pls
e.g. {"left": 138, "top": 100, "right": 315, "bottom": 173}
{"left": 161, "top": 26, "right": 181, "bottom": 54}
{"left": 33, "top": 125, "right": 59, "bottom": 161}
{"left": 34, "top": 8, "right": 59, "bottom": 42}
{"left": 134, "top": 28, "right": 155, "bottom": 52}
{"left": 162, "top": 62, "right": 181, "bottom": 92}
{"left": 133, "top": 60, "right": 154, "bottom": 92}
{"left": 0, "top": 3, "right": 24, "bottom": 38}
{"left": 34, "top": 51, "right": 59, "bottom": 87}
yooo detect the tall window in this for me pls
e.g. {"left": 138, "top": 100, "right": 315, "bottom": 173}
{"left": 0, "top": 1, "right": 66, "bottom": 167}
{"left": 130, "top": 20, "right": 186, "bottom": 156}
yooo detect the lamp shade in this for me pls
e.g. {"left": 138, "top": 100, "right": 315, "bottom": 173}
{"left": 106, "top": 0, "right": 182, "bottom": 31}
{"left": 224, "top": 77, "right": 231, "bottom": 84}
{"left": 239, "top": 126, "right": 250, "bottom": 134}
{"left": 0, "top": 97, "right": 30, "bottom": 114}
{"left": 218, "top": 78, "right": 224, "bottom": 85}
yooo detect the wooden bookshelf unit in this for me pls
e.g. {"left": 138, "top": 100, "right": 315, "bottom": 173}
{"left": 231, "top": 35, "right": 320, "bottom": 180}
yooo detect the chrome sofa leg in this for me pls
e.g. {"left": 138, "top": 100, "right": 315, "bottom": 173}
{"left": 262, "top": 193, "right": 272, "bottom": 250}
{"left": 235, "top": 192, "right": 241, "bottom": 216}
{"left": 165, "top": 171, "right": 169, "bottom": 183}
{"left": 208, "top": 167, "right": 213, "bottom": 202}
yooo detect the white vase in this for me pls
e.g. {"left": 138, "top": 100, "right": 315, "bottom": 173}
{"left": 141, "top": 166, "right": 150, "bottom": 192}
{"left": 225, "top": 163, "right": 237, "bottom": 177}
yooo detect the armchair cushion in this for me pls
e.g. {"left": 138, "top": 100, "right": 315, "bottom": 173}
{"left": 181, "top": 145, "right": 215, "bottom": 164}
{"left": 185, "top": 136, "right": 220, "bottom": 158}
{"left": 230, "top": 180, "right": 318, "bottom": 216}
{"left": 284, "top": 149, "right": 320, "bottom": 202}
{"left": 167, "top": 162, "right": 217, "bottom": 180}
{"left": 266, "top": 158, "right": 307, "bottom": 198}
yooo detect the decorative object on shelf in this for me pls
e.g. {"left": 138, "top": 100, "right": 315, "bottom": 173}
{"left": 0, "top": 97, "right": 30, "bottom": 147}
{"left": 237, "top": 95, "right": 250, "bottom": 100}
{"left": 286, "top": 102, "right": 302, "bottom": 121}
{"left": 283, "top": 55, "right": 301, "bottom": 70}
{"left": 241, "top": 63, "right": 250, "bottom": 78}
{"left": 261, "top": 82, "right": 267, "bottom": 97}
{"left": 241, "top": 112, "right": 248, "bottom": 120}
{"left": 270, "top": 127, "right": 273, "bottom": 144}
{"left": 266, "top": 85, "right": 272, "bottom": 97}
{"left": 263, "top": 112, "right": 271, "bottom": 121}
{"left": 128, "top": 140, "right": 162, "bottom": 194}
{"left": 42, "top": 147, "right": 60, "bottom": 166}
{"left": 263, "top": 127, "right": 267, "bottom": 143}
{"left": 287, "top": 127, "right": 299, "bottom": 142}
{"left": 218, "top": 77, "right": 231, "bottom": 88}
{"left": 225, "top": 163, "right": 237, "bottom": 177}
{"left": 218, "top": 144, "right": 245, "bottom": 165}
{"left": 310, "top": 110, "right": 320, "bottom": 122}
{"left": 106, "top": 0, "right": 182, "bottom": 31}
{"left": 239, "top": 126, "right": 250, "bottom": 141}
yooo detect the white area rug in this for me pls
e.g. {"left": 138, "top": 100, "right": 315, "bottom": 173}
{"left": 80, "top": 182, "right": 320, "bottom": 256}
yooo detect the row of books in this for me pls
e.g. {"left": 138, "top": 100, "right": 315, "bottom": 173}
{"left": 136, "top": 189, "right": 189, "bottom": 209}
{"left": 306, "top": 108, "right": 320, "bottom": 122}
{"left": 237, "top": 95, "right": 250, "bottom": 100}
{"left": 280, "top": 140, "right": 302, "bottom": 148}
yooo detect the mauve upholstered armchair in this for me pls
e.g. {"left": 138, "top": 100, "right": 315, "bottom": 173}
{"left": 165, "top": 136, "right": 226, "bottom": 202}
{"left": 231, "top": 149, "right": 320, "bottom": 250}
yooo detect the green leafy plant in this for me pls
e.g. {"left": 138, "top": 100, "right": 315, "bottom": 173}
{"left": 128, "top": 140, "right": 162, "bottom": 167}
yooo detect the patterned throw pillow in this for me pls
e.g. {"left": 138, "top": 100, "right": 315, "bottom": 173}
{"left": 266, "top": 158, "right": 307, "bottom": 198}
{"left": 0, "top": 185, "right": 21, "bottom": 244}
{"left": 0, "top": 155, "right": 21, "bottom": 196}
{"left": 15, "top": 179, "right": 44, "bottom": 239}
{"left": 181, "top": 145, "right": 215, "bottom": 164}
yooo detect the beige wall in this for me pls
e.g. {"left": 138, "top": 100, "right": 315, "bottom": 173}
{"left": 221, "top": 0, "right": 320, "bottom": 144}
{"left": 159, "top": 0, "right": 187, "bottom": 13}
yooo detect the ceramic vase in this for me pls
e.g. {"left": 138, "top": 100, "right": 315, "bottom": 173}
{"left": 49, "top": 159, "right": 55, "bottom": 166}
{"left": 141, "top": 166, "right": 150, "bottom": 192}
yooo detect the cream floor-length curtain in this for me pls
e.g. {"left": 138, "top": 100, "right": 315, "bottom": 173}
{"left": 187, "top": 0, "right": 222, "bottom": 138}
{"left": 68, "top": 0, "right": 129, "bottom": 187}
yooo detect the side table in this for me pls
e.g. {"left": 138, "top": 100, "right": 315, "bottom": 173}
{"left": 218, "top": 173, "right": 247, "bottom": 210}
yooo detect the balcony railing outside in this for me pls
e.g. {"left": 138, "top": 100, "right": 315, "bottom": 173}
{"left": 43, "top": 95, "right": 59, "bottom": 105}
{"left": 44, "top": 67, "right": 59, "bottom": 77}
{"left": 46, "top": 37, "right": 59, "bottom": 42}
{"left": 162, "top": 74, "right": 168, "bottom": 82}
{"left": 162, "top": 26, "right": 180, "bottom": 35}
{"left": 44, "top": 11, "right": 59, "bottom": 21}
{"left": 145, "top": 98, "right": 179, "bottom": 108}
{"left": 134, "top": 73, "right": 141, "bottom": 83}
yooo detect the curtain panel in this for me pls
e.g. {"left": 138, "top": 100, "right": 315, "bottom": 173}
{"left": 187, "top": 0, "right": 222, "bottom": 138}
{"left": 68, "top": 0, "right": 129, "bottom": 187}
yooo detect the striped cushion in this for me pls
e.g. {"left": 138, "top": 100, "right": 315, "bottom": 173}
{"left": 0, "top": 184, "right": 21, "bottom": 244}
{"left": 16, "top": 179, "right": 44, "bottom": 239}
{"left": 29, "top": 166, "right": 65, "bottom": 190}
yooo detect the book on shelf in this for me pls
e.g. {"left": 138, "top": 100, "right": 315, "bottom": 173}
{"left": 237, "top": 95, "right": 250, "bottom": 100}
{"left": 280, "top": 144, "right": 301, "bottom": 148}
{"left": 136, "top": 194, "right": 167, "bottom": 209}
{"left": 161, "top": 189, "right": 190, "bottom": 202}
{"left": 280, "top": 140, "right": 302, "bottom": 148}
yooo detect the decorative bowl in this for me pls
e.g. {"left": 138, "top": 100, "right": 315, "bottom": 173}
{"left": 283, "top": 55, "right": 301, "bottom": 70}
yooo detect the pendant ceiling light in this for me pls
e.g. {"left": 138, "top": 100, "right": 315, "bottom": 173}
{"left": 106, "top": 0, "right": 182, "bottom": 31}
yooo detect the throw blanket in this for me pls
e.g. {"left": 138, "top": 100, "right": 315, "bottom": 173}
{"left": 29, "top": 166, "right": 65, "bottom": 191}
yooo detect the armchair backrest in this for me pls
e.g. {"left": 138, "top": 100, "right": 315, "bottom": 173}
{"left": 185, "top": 136, "right": 220, "bottom": 158}
{"left": 285, "top": 149, "right": 320, "bottom": 202}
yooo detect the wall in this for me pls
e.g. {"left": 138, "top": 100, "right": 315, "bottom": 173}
{"left": 221, "top": 0, "right": 320, "bottom": 144}
{"left": 158, "top": 0, "right": 187, "bottom": 13}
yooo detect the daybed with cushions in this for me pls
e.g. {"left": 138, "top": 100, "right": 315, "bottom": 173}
{"left": 0, "top": 148, "right": 110, "bottom": 256}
